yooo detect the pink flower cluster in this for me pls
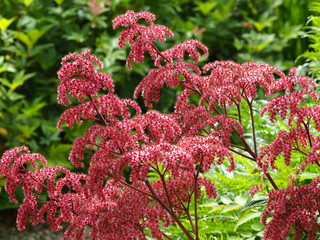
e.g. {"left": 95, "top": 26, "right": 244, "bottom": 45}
{"left": 0, "top": 10, "right": 319, "bottom": 240}
{"left": 0, "top": 146, "right": 171, "bottom": 239}
{"left": 57, "top": 94, "right": 141, "bottom": 131}
{"left": 257, "top": 70, "right": 319, "bottom": 171}
{"left": 112, "top": 10, "right": 174, "bottom": 68}
{"left": 262, "top": 177, "right": 320, "bottom": 240}
{"left": 248, "top": 184, "right": 265, "bottom": 197}
{"left": 57, "top": 49, "right": 114, "bottom": 105}
{"left": 258, "top": 128, "right": 310, "bottom": 171}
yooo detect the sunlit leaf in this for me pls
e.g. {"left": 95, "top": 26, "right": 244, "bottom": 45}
{"left": 15, "top": 26, "right": 53, "bottom": 49}
{"left": 54, "top": 0, "right": 64, "bottom": 5}
{"left": 23, "top": 0, "right": 33, "bottom": 7}
{"left": 221, "top": 204, "right": 242, "bottom": 213}
{"left": 195, "top": 1, "right": 218, "bottom": 16}
{"left": 0, "top": 17, "right": 16, "bottom": 31}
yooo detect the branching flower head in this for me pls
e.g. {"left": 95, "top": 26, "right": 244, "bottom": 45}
{"left": 154, "top": 39, "right": 208, "bottom": 67}
{"left": 57, "top": 49, "right": 114, "bottom": 105}
{"left": 262, "top": 177, "right": 320, "bottom": 240}
{"left": 249, "top": 184, "right": 265, "bottom": 197}
{"left": 301, "top": 136, "right": 320, "bottom": 170}
{"left": 201, "top": 61, "right": 285, "bottom": 107}
{"left": 112, "top": 10, "right": 156, "bottom": 29}
{"left": 134, "top": 62, "right": 201, "bottom": 107}
{"left": 261, "top": 67, "right": 318, "bottom": 123}
{"left": 257, "top": 128, "right": 310, "bottom": 172}
{"left": 0, "top": 147, "right": 89, "bottom": 233}
{"left": 112, "top": 10, "right": 174, "bottom": 68}
{"left": 174, "top": 105, "right": 244, "bottom": 147}
{"left": 261, "top": 90, "right": 318, "bottom": 123}
{"left": 57, "top": 94, "right": 141, "bottom": 130}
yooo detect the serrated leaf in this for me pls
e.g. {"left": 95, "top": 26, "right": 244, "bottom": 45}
{"left": 195, "top": 1, "right": 218, "bottom": 16}
{"left": 241, "top": 196, "right": 268, "bottom": 212}
{"left": 209, "top": 204, "right": 226, "bottom": 213}
{"left": 221, "top": 204, "right": 242, "bottom": 213}
{"left": 234, "top": 212, "right": 261, "bottom": 231}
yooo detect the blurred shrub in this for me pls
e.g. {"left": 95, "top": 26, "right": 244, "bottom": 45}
{"left": 232, "top": 0, "right": 309, "bottom": 69}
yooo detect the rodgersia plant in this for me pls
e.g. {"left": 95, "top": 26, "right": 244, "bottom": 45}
{"left": 0, "top": 10, "right": 319, "bottom": 240}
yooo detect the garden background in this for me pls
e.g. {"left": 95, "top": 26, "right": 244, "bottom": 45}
{"left": 0, "top": 0, "right": 319, "bottom": 239}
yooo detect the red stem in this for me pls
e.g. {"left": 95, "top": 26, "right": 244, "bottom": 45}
{"left": 172, "top": 188, "right": 196, "bottom": 233}
{"left": 144, "top": 180, "right": 194, "bottom": 240}
{"left": 87, "top": 94, "right": 109, "bottom": 126}
{"left": 265, "top": 173, "right": 279, "bottom": 190}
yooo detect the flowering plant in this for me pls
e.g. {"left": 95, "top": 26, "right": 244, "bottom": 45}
{"left": 1, "top": 10, "right": 319, "bottom": 240}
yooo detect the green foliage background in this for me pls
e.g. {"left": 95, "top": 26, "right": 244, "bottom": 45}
{"left": 0, "top": 0, "right": 319, "bottom": 238}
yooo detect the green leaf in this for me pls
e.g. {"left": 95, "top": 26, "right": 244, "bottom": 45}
{"left": 250, "top": 222, "right": 264, "bottom": 231}
{"left": 21, "top": 98, "right": 47, "bottom": 118}
{"left": 195, "top": 1, "right": 218, "bottom": 16}
{"left": 19, "top": 122, "right": 41, "bottom": 138}
{"left": 0, "top": 86, "right": 24, "bottom": 102}
{"left": 47, "top": 144, "right": 73, "bottom": 168}
{"left": 54, "top": 0, "right": 64, "bottom": 5}
{"left": 0, "top": 71, "right": 36, "bottom": 91}
{"left": 221, "top": 204, "right": 242, "bottom": 213}
{"left": 23, "top": 0, "right": 33, "bottom": 7}
{"left": 279, "top": 23, "right": 303, "bottom": 40}
{"left": 64, "top": 24, "right": 90, "bottom": 43}
{"left": 16, "top": 26, "right": 53, "bottom": 49}
{"left": 220, "top": 196, "right": 232, "bottom": 204}
{"left": 209, "top": 205, "right": 226, "bottom": 213}
{"left": 241, "top": 196, "right": 268, "bottom": 212}
{"left": 234, "top": 212, "right": 261, "bottom": 231}
{"left": 0, "top": 56, "right": 16, "bottom": 73}
{"left": 252, "top": 12, "right": 277, "bottom": 32}
{"left": 36, "top": 45, "right": 57, "bottom": 70}
{"left": 200, "top": 200, "right": 218, "bottom": 207}
{"left": 240, "top": 231, "right": 253, "bottom": 238}
{"left": 15, "top": 32, "right": 33, "bottom": 49}
{"left": 0, "top": 17, "right": 16, "bottom": 31}
{"left": 234, "top": 195, "right": 248, "bottom": 206}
